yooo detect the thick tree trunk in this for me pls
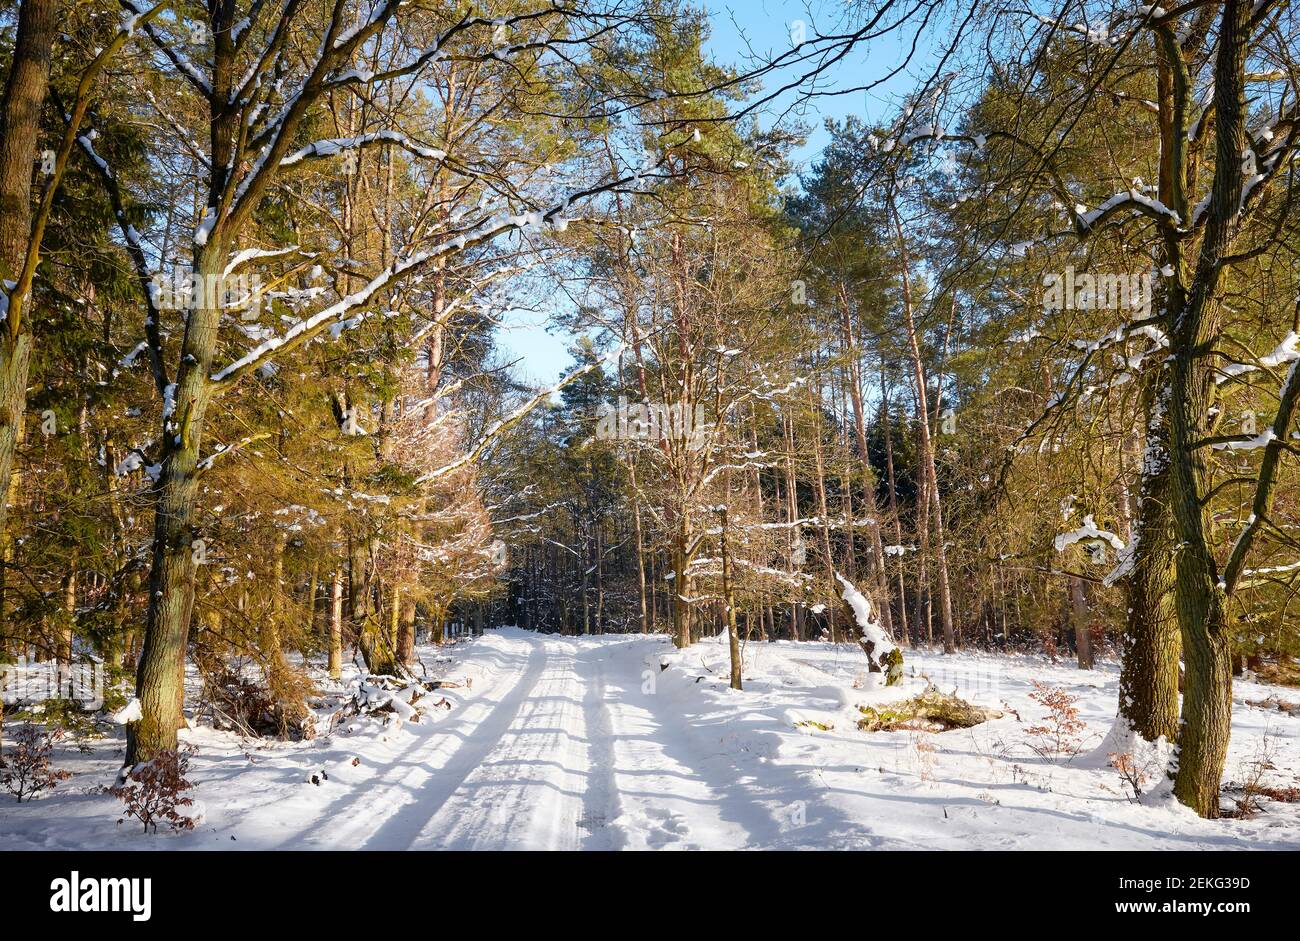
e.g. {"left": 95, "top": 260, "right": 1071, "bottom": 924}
{"left": 1163, "top": 0, "right": 1251, "bottom": 817}
{"left": 1118, "top": 380, "right": 1180, "bottom": 742}
{"left": 1168, "top": 338, "right": 1235, "bottom": 817}
{"left": 0, "top": 0, "right": 57, "bottom": 540}
{"left": 397, "top": 594, "right": 416, "bottom": 664}
{"left": 1110, "top": 12, "right": 1187, "bottom": 749}
{"left": 357, "top": 579, "right": 401, "bottom": 676}
{"left": 127, "top": 2, "right": 248, "bottom": 765}
{"left": 127, "top": 248, "right": 226, "bottom": 765}
{"left": 0, "top": 334, "right": 33, "bottom": 539}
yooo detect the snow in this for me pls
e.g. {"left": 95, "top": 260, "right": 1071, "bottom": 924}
{"left": 1219, "top": 332, "right": 1300, "bottom": 385}
{"left": 836, "top": 572, "right": 898, "bottom": 663}
{"left": 194, "top": 207, "right": 217, "bottom": 247}
{"left": 210, "top": 184, "right": 608, "bottom": 383}
{"left": 113, "top": 452, "right": 144, "bottom": 476}
{"left": 111, "top": 698, "right": 142, "bottom": 725}
{"left": 1079, "top": 189, "right": 1181, "bottom": 228}
{"left": 278, "top": 131, "right": 446, "bottom": 168}
{"left": 223, "top": 245, "right": 299, "bottom": 276}
{"left": 1215, "top": 427, "right": 1278, "bottom": 451}
{"left": 1054, "top": 514, "right": 1126, "bottom": 552}
{"left": 1103, "top": 537, "right": 1138, "bottom": 587}
{"left": 2, "top": 628, "right": 1296, "bottom": 850}
{"left": 1261, "top": 331, "right": 1300, "bottom": 368}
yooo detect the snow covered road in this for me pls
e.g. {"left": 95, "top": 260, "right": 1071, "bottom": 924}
{"left": 3, "top": 627, "right": 1298, "bottom": 850}
{"left": 281, "top": 631, "right": 780, "bottom": 850}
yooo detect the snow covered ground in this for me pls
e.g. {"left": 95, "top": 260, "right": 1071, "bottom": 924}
{"left": 2, "top": 627, "right": 1298, "bottom": 850}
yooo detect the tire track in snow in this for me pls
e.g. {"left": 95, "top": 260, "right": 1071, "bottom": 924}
{"left": 314, "top": 631, "right": 858, "bottom": 850}
{"left": 340, "top": 640, "right": 549, "bottom": 849}
{"left": 576, "top": 644, "right": 622, "bottom": 849}
{"left": 260, "top": 637, "right": 542, "bottom": 849}
{"left": 399, "top": 637, "right": 593, "bottom": 849}
{"left": 598, "top": 640, "right": 757, "bottom": 849}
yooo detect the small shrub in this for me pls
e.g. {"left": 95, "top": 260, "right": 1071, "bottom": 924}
{"left": 111, "top": 748, "right": 197, "bottom": 834}
{"left": 1108, "top": 751, "right": 1149, "bottom": 801}
{"left": 1042, "top": 635, "right": 1059, "bottom": 663}
{"left": 0, "top": 725, "right": 72, "bottom": 802}
{"left": 910, "top": 733, "right": 939, "bottom": 783}
{"left": 1025, "top": 681, "right": 1086, "bottom": 762}
{"left": 1222, "top": 735, "right": 1286, "bottom": 819}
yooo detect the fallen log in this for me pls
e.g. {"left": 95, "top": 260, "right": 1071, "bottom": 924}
{"left": 857, "top": 685, "right": 1003, "bottom": 733}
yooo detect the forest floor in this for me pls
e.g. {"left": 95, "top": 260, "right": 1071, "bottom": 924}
{"left": 2, "top": 627, "right": 1298, "bottom": 850}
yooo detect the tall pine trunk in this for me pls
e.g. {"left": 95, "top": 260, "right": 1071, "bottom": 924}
{"left": 893, "top": 204, "right": 955, "bottom": 653}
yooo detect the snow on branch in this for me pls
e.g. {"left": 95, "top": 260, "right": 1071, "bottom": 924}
{"left": 1027, "top": 12, "right": 1127, "bottom": 48}
{"left": 196, "top": 433, "right": 272, "bottom": 472}
{"left": 1222, "top": 355, "right": 1300, "bottom": 592}
{"left": 278, "top": 131, "right": 446, "bottom": 168}
{"left": 1053, "top": 515, "right": 1126, "bottom": 553}
{"left": 210, "top": 157, "right": 678, "bottom": 386}
{"left": 1238, "top": 559, "right": 1300, "bottom": 589}
{"left": 118, "top": 0, "right": 213, "bottom": 98}
{"left": 325, "top": 5, "right": 634, "bottom": 93}
{"left": 1074, "top": 189, "right": 1182, "bottom": 231}
{"left": 1217, "top": 331, "right": 1300, "bottom": 384}
{"left": 223, "top": 245, "right": 302, "bottom": 276}
{"left": 836, "top": 573, "right": 901, "bottom": 679}
{"left": 886, "top": 120, "right": 1182, "bottom": 241}
{"left": 997, "top": 315, "right": 1170, "bottom": 491}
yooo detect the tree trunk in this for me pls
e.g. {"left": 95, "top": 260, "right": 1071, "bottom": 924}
{"left": 893, "top": 203, "right": 954, "bottom": 652}
{"left": 1069, "top": 572, "right": 1093, "bottom": 670}
{"left": 878, "top": 378, "right": 910, "bottom": 643}
{"left": 1163, "top": 0, "right": 1251, "bottom": 817}
{"left": 0, "top": 0, "right": 57, "bottom": 540}
{"left": 719, "top": 507, "right": 741, "bottom": 690}
{"left": 58, "top": 570, "right": 76, "bottom": 665}
{"left": 397, "top": 593, "right": 416, "bottom": 664}
{"left": 671, "top": 518, "right": 691, "bottom": 647}
{"left": 1118, "top": 379, "right": 1180, "bottom": 742}
{"left": 127, "top": 244, "right": 227, "bottom": 765}
{"left": 328, "top": 568, "right": 344, "bottom": 680}
{"left": 835, "top": 285, "right": 893, "bottom": 639}
{"left": 127, "top": 3, "right": 247, "bottom": 765}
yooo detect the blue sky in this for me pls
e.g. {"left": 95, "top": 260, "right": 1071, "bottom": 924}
{"left": 496, "top": 0, "right": 921, "bottom": 385}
